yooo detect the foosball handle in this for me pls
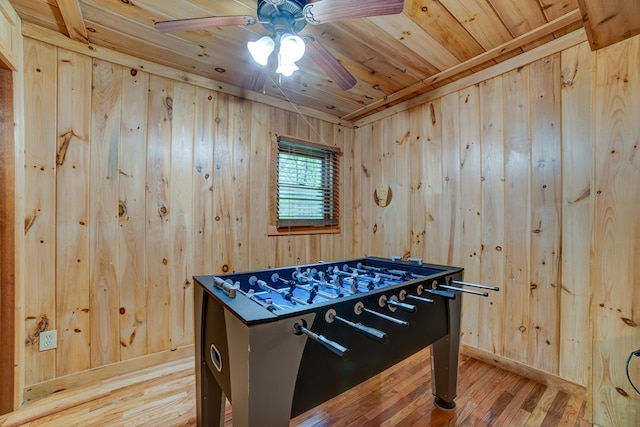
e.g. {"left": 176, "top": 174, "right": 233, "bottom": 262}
{"left": 353, "top": 322, "right": 388, "bottom": 343}
{"left": 426, "top": 289, "right": 456, "bottom": 300}
{"left": 387, "top": 299, "right": 417, "bottom": 313}
{"left": 294, "top": 323, "right": 349, "bottom": 357}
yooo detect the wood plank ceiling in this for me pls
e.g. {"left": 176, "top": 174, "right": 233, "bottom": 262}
{"left": 7, "top": 0, "right": 639, "bottom": 121}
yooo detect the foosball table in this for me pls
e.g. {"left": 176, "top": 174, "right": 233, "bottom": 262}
{"left": 193, "top": 256, "right": 498, "bottom": 427}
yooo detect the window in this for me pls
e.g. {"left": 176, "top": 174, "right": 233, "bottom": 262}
{"left": 274, "top": 136, "right": 340, "bottom": 230}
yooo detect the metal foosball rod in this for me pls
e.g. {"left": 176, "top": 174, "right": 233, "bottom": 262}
{"left": 356, "top": 262, "right": 424, "bottom": 280}
{"left": 380, "top": 295, "right": 417, "bottom": 313}
{"left": 405, "top": 294, "right": 434, "bottom": 304}
{"left": 249, "top": 276, "right": 309, "bottom": 306}
{"left": 294, "top": 322, "right": 349, "bottom": 357}
{"left": 343, "top": 264, "right": 403, "bottom": 283}
{"left": 272, "top": 273, "right": 337, "bottom": 303}
{"left": 450, "top": 279, "right": 500, "bottom": 292}
{"left": 294, "top": 270, "right": 349, "bottom": 297}
{"left": 354, "top": 302, "right": 409, "bottom": 327}
{"left": 325, "top": 309, "right": 388, "bottom": 343}
{"left": 437, "top": 284, "right": 490, "bottom": 297}
{"left": 328, "top": 267, "right": 380, "bottom": 292}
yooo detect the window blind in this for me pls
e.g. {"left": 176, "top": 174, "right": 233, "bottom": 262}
{"left": 276, "top": 136, "right": 340, "bottom": 228}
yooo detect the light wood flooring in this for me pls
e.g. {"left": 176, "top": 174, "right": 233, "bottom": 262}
{"left": 0, "top": 347, "right": 589, "bottom": 426}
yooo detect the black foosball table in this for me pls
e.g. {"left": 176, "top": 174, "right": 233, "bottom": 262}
{"left": 193, "top": 256, "right": 497, "bottom": 426}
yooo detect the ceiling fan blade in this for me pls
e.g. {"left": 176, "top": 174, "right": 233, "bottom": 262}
{"left": 245, "top": 68, "right": 268, "bottom": 92}
{"left": 155, "top": 15, "right": 256, "bottom": 33}
{"left": 304, "top": 37, "right": 356, "bottom": 91}
{"left": 303, "top": 0, "right": 404, "bottom": 25}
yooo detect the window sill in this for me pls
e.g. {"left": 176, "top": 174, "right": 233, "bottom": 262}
{"left": 267, "top": 225, "right": 341, "bottom": 236}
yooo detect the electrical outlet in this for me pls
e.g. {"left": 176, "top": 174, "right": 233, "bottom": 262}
{"left": 40, "top": 330, "right": 57, "bottom": 351}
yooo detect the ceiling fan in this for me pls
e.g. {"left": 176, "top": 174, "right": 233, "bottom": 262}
{"left": 155, "top": 0, "right": 405, "bottom": 91}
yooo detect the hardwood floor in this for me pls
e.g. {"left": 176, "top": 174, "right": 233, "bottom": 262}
{"left": 0, "top": 347, "right": 589, "bottom": 426}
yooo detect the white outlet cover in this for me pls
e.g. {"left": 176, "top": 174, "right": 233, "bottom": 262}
{"left": 40, "top": 330, "right": 57, "bottom": 351}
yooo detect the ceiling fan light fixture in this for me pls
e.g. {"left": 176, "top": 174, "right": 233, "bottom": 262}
{"left": 247, "top": 35, "right": 275, "bottom": 66}
{"left": 276, "top": 60, "right": 299, "bottom": 77}
{"left": 279, "top": 33, "right": 305, "bottom": 64}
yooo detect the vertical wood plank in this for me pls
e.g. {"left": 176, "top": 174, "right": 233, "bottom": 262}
{"left": 56, "top": 49, "right": 91, "bottom": 375}
{"left": 118, "top": 67, "right": 149, "bottom": 360}
{"left": 392, "top": 112, "right": 411, "bottom": 259}
{"left": 230, "top": 98, "right": 251, "bottom": 271}
{"left": 409, "top": 104, "right": 427, "bottom": 260}
{"left": 423, "top": 100, "right": 444, "bottom": 265}
{"left": 89, "top": 58, "right": 122, "bottom": 367}
{"left": 560, "top": 42, "right": 592, "bottom": 386}
{"left": 248, "top": 103, "right": 273, "bottom": 270}
{"left": 440, "top": 91, "right": 462, "bottom": 268}
{"left": 458, "top": 85, "right": 482, "bottom": 348}
{"left": 370, "top": 119, "right": 387, "bottom": 257}
{"left": 528, "top": 54, "right": 562, "bottom": 374}
{"left": 168, "top": 81, "right": 195, "bottom": 349}
{"left": 357, "top": 123, "right": 374, "bottom": 258}
{"left": 212, "top": 93, "right": 232, "bottom": 272}
{"left": 335, "top": 125, "right": 351, "bottom": 261}
{"left": 502, "top": 65, "right": 531, "bottom": 364}
{"left": 145, "top": 75, "right": 173, "bottom": 354}
{"left": 23, "top": 38, "right": 57, "bottom": 385}
{"left": 378, "top": 115, "right": 398, "bottom": 258}
{"left": 0, "top": 66, "right": 15, "bottom": 414}
{"left": 591, "top": 34, "right": 640, "bottom": 427}
{"left": 479, "top": 76, "right": 505, "bottom": 356}
{"left": 348, "top": 122, "right": 362, "bottom": 259}
{"left": 192, "top": 88, "right": 215, "bottom": 274}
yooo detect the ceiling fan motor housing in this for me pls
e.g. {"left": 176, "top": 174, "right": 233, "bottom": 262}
{"left": 258, "top": 0, "right": 307, "bottom": 34}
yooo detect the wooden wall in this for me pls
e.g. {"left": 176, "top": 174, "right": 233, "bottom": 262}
{"left": 352, "top": 35, "right": 640, "bottom": 424}
{"left": 591, "top": 34, "right": 640, "bottom": 427}
{"left": 21, "top": 37, "right": 352, "bottom": 388}
{"left": 353, "top": 48, "right": 588, "bottom": 382}
{"left": 16, "top": 25, "right": 640, "bottom": 425}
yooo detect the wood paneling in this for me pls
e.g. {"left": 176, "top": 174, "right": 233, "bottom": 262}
{"left": 577, "top": 0, "right": 640, "bottom": 50}
{"left": 560, "top": 41, "right": 592, "bottom": 386}
{"left": 55, "top": 49, "right": 91, "bottom": 376}
{"left": 352, "top": 35, "right": 640, "bottom": 423}
{"left": 118, "top": 67, "right": 149, "bottom": 361}
{"left": 20, "top": 39, "right": 352, "bottom": 389}
{"left": 351, "top": 45, "right": 592, "bottom": 381}
{"left": 0, "top": 0, "right": 20, "bottom": 70}
{"left": 8, "top": 0, "right": 585, "bottom": 119}
{"left": 89, "top": 58, "right": 122, "bottom": 367}
{"left": 23, "top": 38, "right": 57, "bottom": 386}
{"left": 591, "top": 34, "right": 640, "bottom": 427}
{"left": 0, "top": 66, "right": 15, "bottom": 415}
{"left": 15, "top": 26, "right": 640, "bottom": 425}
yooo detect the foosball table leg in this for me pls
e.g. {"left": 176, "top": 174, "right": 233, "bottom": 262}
{"left": 430, "top": 279, "right": 463, "bottom": 410}
{"left": 195, "top": 285, "right": 225, "bottom": 427}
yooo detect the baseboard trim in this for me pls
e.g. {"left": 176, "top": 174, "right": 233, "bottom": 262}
{"left": 22, "top": 345, "right": 194, "bottom": 404}
{"left": 461, "top": 344, "right": 587, "bottom": 397}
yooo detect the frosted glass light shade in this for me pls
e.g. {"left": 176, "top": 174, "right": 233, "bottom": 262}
{"left": 279, "top": 33, "right": 305, "bottom": 63}
{"left": 276, "top": 61, "right": 299, "bottom": 77}
{"left": 247, "top": 36, "right": 275, "bottom": 66}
